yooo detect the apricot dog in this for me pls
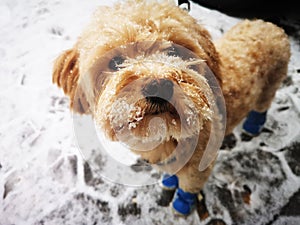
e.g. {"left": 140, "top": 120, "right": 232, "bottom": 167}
{"left": 52, "top": 0, "right": 290, "bottom": 215}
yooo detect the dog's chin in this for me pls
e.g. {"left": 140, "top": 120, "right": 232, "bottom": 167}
{"left": 107, "top": 108, "right": 181, "bottom": 164}
{"left": 95, "top": 87, "right": 205, "bottom": 144}
{"left": 112, "top": 111, "right": 180, "bottom": 150}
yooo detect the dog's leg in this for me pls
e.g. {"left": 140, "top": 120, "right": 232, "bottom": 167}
{"left": 166, "top": 123, "right": 213, "bottom": 216}
{"left": 171, "top": 163, "right": 214, "bottom": 216}
{"left": 242, "top": 56, "right": 289, "bottom": 137}
{"left": 215, "top": 19, "right": 290, "bottom": 135}
{"left": 254, "top": 64, "right": 289, "bottom": 112}
{"left": 245, "top": 26, "right": 290, "bottom": 136}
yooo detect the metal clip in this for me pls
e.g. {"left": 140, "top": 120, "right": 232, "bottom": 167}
{"left": 178, "top": 0, "right": 191, "bottom": 12}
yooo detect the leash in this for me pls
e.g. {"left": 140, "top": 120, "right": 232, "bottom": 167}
{"left": 178, "top": 0, "right": 191, "bottom": 11}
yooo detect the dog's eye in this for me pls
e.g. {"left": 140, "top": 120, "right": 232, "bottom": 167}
{"left": 165, "top": 46, "right": 180, "bottom": 57}
{"left": 189, "top": 65, "right": 199, "bottom": 72}
{"left": 109, "top": 56, "right": 125, "bottom": 71}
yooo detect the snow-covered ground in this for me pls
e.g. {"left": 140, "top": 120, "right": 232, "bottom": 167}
{"left": 1, "top": 0, "right": 300, "bottom": 224}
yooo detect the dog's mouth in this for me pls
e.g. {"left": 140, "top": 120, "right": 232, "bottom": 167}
{"left": 144, "top": 98, "right": 177, "bottom": 115}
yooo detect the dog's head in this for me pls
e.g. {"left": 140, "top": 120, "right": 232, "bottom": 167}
{"left": 79, "top": 41, "right": 218, "bottom": 165}
{"left": 54, "top": 1, "right": 225, "bottom": 169}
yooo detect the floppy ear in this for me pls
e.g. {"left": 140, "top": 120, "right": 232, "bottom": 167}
{"left": 52, "top": 48, "right": 89, "bottom": 113}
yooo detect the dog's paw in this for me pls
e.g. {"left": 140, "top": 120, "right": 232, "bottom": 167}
{"left": 242, "top": 111, "right": 267, "bottom": 137}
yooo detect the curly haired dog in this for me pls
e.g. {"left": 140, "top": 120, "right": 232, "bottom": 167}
{"left": 52, "top": 0, "right": 290, "bottom": 216}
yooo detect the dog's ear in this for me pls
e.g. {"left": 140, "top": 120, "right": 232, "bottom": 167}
{"left": 52, "top": 48, "right": 89, "bottom": 113}
{"left": 53, "top": 48, "right": 79, "bottom": 96}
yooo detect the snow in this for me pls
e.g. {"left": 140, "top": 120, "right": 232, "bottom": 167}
{"left": 1, "top": 0, "right": 300, "bottom": 225}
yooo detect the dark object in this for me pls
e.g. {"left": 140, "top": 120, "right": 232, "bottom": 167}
{"left": 221, "top": 133, "right": 237, "bottom": 150}
{"left": 206, "top": 219, "right": 227, "bottom": 225}
{"left": 130, "top": 159, "right": 152, "bottom": 172}
{"left": 109, "top": 56, "right": 125, "bottom": 71}
{"left": 83, "top": 161, "right": 93, "bottom": 184}
{"left": 166, "top": 46, "right": 180, "bottom": 57}
{"left": 283, "top": 142, "right": 300, "bottom": 176}
{"left": 178, "top": 0, "right": 191, "bottom": 11}
{"left": 156, "top": 189, "right": 176, "bottom": 207}
{"left": 280, "top": 188, "right": 300, "bottom": 216}
{"left": 142, "top": 79, "right": 174, "bottom": 103}
{"left": 118, "top": 201, "right": 141, "bottom": 221}
{"left": 196, "top": 192, "right": 210, "bottom": 221}
{"left": 190, "top": 0, "right": 299, "bottom": 20}
{"left": 241, "top": 132, "right": 254, "bottom": 142}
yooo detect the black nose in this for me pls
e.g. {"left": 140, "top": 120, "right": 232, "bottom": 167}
{"left": 142, "top": 79, "right": 174, "bottom": 103}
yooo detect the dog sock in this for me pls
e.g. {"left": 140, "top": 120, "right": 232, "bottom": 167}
{"left": 160, "top": 173, "right": 179, "bottom": 190}
{"left": 242, "top": 110, "right": 267, "bottom": 136}
{"left": 172, "top": 188, "right": 197, "bottom": 216}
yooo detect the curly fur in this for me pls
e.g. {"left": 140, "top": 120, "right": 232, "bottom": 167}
{"left": 52, "top": 0, "right": 290, "bottom": 193}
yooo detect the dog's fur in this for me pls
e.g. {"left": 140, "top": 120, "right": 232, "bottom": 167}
{"left": 53, "top": 0, "right": 290, "bottom": 193}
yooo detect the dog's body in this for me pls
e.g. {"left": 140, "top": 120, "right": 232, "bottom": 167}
{"left": 53, "top": 0, "right": 290, "bottom": 205}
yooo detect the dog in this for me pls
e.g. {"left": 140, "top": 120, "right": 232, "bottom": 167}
{"left": 52, "top": 0, "right": 290, "bottom": 216}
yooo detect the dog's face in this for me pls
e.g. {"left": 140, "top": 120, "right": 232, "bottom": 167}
{"left": 76, "top": 41, "right": 215, "bottom": 163}
{"left": 53, "top": 1, "right": 226, "bottom": 170}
